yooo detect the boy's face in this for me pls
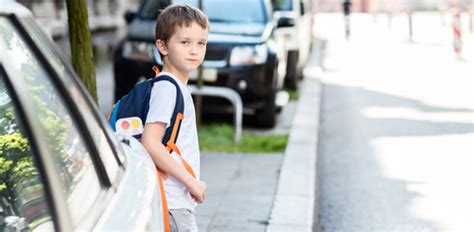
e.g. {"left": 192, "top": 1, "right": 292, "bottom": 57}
{"left": 156, "top": 22, "right": 208, "bottom": 79}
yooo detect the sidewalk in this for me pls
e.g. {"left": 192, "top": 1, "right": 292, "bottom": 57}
{"left": 196, "top": 39, "right": 324, "bottom": 231}
{"left": 197, "top": 153, "right": 283, "bottom": 231}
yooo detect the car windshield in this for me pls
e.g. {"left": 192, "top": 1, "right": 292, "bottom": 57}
{"left": 140, "top": 0, "right": 267, "bottom": 24}
{"left": 272, "top": 0, "right": 292, "bottom": 11}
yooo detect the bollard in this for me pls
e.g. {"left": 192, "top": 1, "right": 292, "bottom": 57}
{"left": 470, "top": 8, "right": 473, "bottom": 33}
{"left": 408, "top": 10, "right": 413, "bottom": 42}
{"left": 452, "top": 8, "right": 462, "bottom": 56}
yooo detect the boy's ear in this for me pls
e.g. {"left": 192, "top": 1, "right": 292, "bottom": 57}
{"left": 156, "top": 39, "right": 168, "bottom": 56}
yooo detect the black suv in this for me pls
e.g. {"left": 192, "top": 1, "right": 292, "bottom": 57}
{"left": 113, "top": 0, "right": 286, "bottom": 127}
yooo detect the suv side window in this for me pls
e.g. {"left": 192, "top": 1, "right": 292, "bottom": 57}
{"left": 0, "top": 72, "right": 54, "bottom": 232}
{"left": 272, "top": 0, "right": 292, "bottom": 11}
{"left": 0, "top": 17, "right": 102, "bottom": 229}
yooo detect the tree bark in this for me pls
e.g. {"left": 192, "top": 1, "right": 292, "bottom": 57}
{"left": 65, "top": 0, "right": 98, "bottom": 103}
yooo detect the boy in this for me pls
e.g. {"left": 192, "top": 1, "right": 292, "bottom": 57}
{"left": 141, "top": 4, "right": 208, "bottom": 232}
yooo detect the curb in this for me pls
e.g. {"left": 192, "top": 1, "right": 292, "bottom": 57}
{"left": 266, "top": 74, "right": 322, "bottom": 231}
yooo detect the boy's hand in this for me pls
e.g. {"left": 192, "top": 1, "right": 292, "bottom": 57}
{"left": 186, "top": 179, "right": 207, "bottom": 203}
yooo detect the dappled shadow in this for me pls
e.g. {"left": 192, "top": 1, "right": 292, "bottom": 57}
{"left": 316, "top": 83, "right": 473, "bottom": 231}
{"left": 341, "top": 84, "right": 474, "bottom": 114}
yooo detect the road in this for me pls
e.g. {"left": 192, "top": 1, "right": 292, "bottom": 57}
{"left": 314, "top": 12, "right": 473, "bottom": 231}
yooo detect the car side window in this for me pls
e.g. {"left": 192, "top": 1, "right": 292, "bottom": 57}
{"left": 0, "top": 18, "right": 102, "bottom": 229}
{"left": 20, "top": 16, "right": 121, "bottom": 182}
{"left": 272, "top": 0, "right": 292, "bottom": 11}
{"left": 0, "top": 73, "right": 54, "bottom": 231}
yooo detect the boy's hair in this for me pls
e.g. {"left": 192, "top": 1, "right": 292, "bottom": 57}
{"left": 155, "top": 4, "right": 209, "bottom": 43}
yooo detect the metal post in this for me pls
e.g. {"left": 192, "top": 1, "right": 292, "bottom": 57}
{"left": 470, "top": 9, "right": 473, "bottom": 33}
{"left": 452, "top": 8, "right": 462, "bottom": 57}
{"left": 408, "top": 10, "right": 413, "bottom": 42}
{"left": 388, "top": 12, "right": 392, "bottom": 29}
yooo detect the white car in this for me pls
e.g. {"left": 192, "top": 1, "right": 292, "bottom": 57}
{"left": 272, "top": 0, "right": 313, "bottom": 90}
{"left": 0, "top": 1, "right": 165, "bottom": 231}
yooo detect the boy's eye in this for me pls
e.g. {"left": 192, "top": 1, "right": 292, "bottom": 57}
{"left": 199, "top": 42, "right": 207, "bottom": 46}
{"left": 181, "top": 41, "right": 190, "bottom": 45}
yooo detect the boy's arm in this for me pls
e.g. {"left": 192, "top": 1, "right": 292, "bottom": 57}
{"left": 141, "top": 122, "right": 206, "bottom": 203}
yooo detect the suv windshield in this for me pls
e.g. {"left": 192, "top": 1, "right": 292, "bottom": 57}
{"left": 140, "top": 0, "right": 267, "bottom": 24}
{"left": 272, "top": 0, "right": 292, "bottom": 11}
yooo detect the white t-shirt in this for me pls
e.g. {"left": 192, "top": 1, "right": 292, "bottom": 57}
{"left": 145, "top": 72, "right": 200, "bottom": 211}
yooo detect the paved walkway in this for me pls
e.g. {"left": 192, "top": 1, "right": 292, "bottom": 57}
{"left": 197, "top": 153, "right": 283, "bottom": 231}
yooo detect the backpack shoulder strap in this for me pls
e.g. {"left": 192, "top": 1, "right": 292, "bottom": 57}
{"left": 153, "top": 73, "right": 194, "bottom": 232}
{"left": 152, "top": 76, "right": 184, "bottom": 149}
{"left": 154, "top": 75, "right": 196, "bottom": 179}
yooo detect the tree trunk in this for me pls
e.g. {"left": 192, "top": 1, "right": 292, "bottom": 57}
{"left": 65, "top": 0, "right": 98, "bottom": 103}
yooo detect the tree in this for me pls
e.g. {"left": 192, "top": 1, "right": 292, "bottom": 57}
{"left": 65, "top": 0, "right": 98, "bottom": 103}
{"left": 0, "top": 78, "right": 68, "bottom": 216}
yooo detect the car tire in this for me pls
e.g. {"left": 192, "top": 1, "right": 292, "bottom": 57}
{"left": 284, "top": 50, "right": 299, "bottom": 90}
{"left": 255, "top": 90, "right": 276, "bottom": 128}
{"left": 255, "top": 58, "right": 280, "bottom": 128}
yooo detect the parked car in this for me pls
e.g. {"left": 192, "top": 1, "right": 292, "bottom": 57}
{"left": 114, "top": 0, "right": 287, "bottom": 127}
{"left": 272, "top": 0, "right": 313, "bottom": 90}
{"left": 0, "top": 2, "right": 165, "bottom": 231}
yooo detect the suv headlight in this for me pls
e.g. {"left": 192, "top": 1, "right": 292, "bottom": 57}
{"left": 122, "top": 41, "right": 154, "bottom": 62}
{"left": 229, "top": 44, "right": 268, "bottom": 66}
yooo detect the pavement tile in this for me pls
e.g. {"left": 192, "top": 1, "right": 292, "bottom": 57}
{"left": 196, "top": 153, "right": 283, "bottom": 232}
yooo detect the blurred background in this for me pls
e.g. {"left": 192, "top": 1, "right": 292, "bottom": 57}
{"left": 5, "top": 0, "right": 473, "bottom": 231}
{"left": 15, "top": 0, "right": 473, "bottom": 115}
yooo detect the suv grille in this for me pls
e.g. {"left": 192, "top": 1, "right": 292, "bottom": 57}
{"left": 205, "top": 46, "right": 229, "bottom": 61}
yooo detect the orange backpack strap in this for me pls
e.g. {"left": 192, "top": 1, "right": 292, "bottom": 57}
{"left": 153, "top": 65, "right": 160, "bottom": 77}
{"left": 150, "top": 65, "right": 171, "bottom": 232}
{"left": 152, "top": 66, "right": 194, "bottom": 232}
{"left": 163, "top": 112, "right": 196, "bottom": 178}
{"left": 106, "top": 103, "right": 116, "bottom": 122}
{"left": 157, "top": 112, "right": 193, "bottom": 232}
{"left": 157, "top": 168, "right": 170, "bottom": 232}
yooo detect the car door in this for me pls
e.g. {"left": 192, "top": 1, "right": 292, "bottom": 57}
{"left": 0, "top": 11, "right": 163, "bottom": 231}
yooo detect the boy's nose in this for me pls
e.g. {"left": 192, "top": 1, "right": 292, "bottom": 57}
{"left": 190, "top": 44, "right": 199, "bottom": 55}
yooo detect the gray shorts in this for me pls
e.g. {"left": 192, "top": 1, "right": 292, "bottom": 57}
{"left": 169, "top": 209, "right": 198, "bottom": 232}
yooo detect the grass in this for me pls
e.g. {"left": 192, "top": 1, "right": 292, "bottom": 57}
{"left": 199, "top": 124, "right": 288, "bottom": 153}
{"left": 285, "top": 87, "right": 299, "bottom": 101}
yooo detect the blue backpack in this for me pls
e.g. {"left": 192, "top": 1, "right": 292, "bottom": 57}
{"left": 108, "top": 69, "right": 184, "bottom": 152}
{"left": 108, "top": 68, "right": 196, "bottom": 232}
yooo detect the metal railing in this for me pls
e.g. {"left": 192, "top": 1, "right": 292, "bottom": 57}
{"left": 187, "top": 85, "right": 243, "bottom": 145}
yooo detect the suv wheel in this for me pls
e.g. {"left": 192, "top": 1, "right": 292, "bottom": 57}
{"left": 255, "top": 91, "right": 276, "bottom": 128}
{"left": 284, "top": 50, "right": 299, "bottom": 90}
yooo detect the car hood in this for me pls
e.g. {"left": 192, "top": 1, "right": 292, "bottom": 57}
{"left": 208, "top": 22, "right": 270, "bottom": 44}
{"left": 127, "top": 19, "right": 273, "bottom": 45}
{"left": 127, "top": 19, "right": 156, "bottom": 41}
